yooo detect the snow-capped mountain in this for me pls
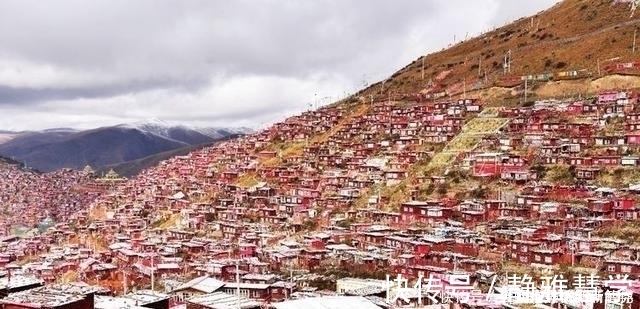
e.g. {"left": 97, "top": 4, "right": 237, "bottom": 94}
{"left": 117, "top": 117, "right": 175, "bottom": 136}
{"left": 117, "top": 118, "right": 254, "bottom": 141}
{"left": 193, "top": 126, "right": 255, "bottom": 139}
{"left": 0, "top": 119, "right": 249, "bottom": 173}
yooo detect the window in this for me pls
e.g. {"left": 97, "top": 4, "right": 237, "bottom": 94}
{"left": 228, "top": 289, "right": 249, "bottom": 297}
{"left": 608, "top": 265, "right": 616, "bottom": 273}
{"left": 606, "top": 303, "right": 622, "bottom": 309}
{"left": 544, "top": 256, "right": 552, "bottom": 264}
{"left": 622, "top": 265, "right": 632, "bottom": 273}
{"left": 534, "top": 255, "right": 541, "bottom": 262}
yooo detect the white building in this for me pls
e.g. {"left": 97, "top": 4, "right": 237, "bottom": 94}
{"left": 335, "top": 277, "right": 389, "bottom": 294}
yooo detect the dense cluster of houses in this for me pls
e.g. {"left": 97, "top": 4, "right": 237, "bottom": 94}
{"left": 0, "top": 163, "right": 105, "bottom": 237}
{"left": 1, "top": 88, "right": 640, "bottom": 308}
{"left": 467, "top": 90, "right": 640, "bottom": 181}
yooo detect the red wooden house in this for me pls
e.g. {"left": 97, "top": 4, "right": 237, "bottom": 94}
{"left": 509, "top": 239, "right": 541, "bottom": 264}
{"left": 399, "top": 200, "right": 452, "bottom": 225}
{"left": 605, "top": 259, "right": 640, "bottom": 276}
{"left": 587, "top": 198, "right": 614, "bottom": 218}
{"left": 613, "top": 198, "right": 638, "bottom": 220}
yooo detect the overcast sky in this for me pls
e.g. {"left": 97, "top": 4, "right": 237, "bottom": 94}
{"left": 0, "top": 0, "right": 557, "bottom": 131}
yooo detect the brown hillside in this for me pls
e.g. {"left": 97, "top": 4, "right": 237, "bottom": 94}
{"left": 357, "top": 0, "right": 640, "bottom": 99}
{"left": 63, "top": 0, "right": 640, "bottom": 286}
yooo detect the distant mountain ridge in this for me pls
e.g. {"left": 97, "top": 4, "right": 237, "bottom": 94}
{"left": 0, "top": 155, "right": 39, "bottom": 173}
{"left": 98, "top": 133, "right": 244, "bottom": 177}
{"left": 0, "top": 120, "right": 252, "bottom": 173}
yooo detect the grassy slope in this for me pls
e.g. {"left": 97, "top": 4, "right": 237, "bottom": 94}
{"left": 354, "top": 0, "right": 640, "bottom": 100}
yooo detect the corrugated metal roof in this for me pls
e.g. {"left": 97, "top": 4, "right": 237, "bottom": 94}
{"left": 272, "top": 296, "right": 382, "bottom": 309}
{"left": 175, "top": 276, "right": 225, "bottom": 294}
{"left": 186, "top": 291, "right": 262, "bottom": 309}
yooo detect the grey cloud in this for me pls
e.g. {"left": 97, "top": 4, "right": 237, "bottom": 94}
{"left": 0, "top": 79, "right": 205, "bottom": 105}
{"left": 0, "top": 0, "right": 557, "bottom": 130}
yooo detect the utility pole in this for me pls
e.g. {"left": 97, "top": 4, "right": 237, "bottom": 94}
{"left": 289, "top": 266, "right": 294, "bottom": 300}
{"left": 123, "top": 269, "right": 128, "bottom": 295}
{"left": 503, "top": 50, "right": 512, "bottom": 75}
{"left": 463, "top": 78, "right": 467, "bottom": 99}
{"left": 150, "top": 253, "right": 155, "bottom": 292}
{"left": 634, "top": 28, "right": 637, "bottom": 53}
{"left": 236, "top": 260, "right": 240, "bottom": 308}
{"left": 569, "top": 240, "right": 576, "bottom": 267}
{"left": 314, "top": 93, "right": 318, "bottom": 110}
{"left": 524, "top": 79, "right": 528, "bottom": 103}
{"left": 530, "top": 17, "right": 533, "bottom": 30}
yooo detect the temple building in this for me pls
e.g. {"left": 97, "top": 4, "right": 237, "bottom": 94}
{"left": 95, "top": 169, "right": 127, "bottom": 188}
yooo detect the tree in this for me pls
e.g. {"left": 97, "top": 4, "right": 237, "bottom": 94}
{"left": 420, "top": 184, "right": 435, "bottom": 199}
{"left": 336, "top": 219, "right": 352, "bottom": 229}
{"left": 307, "top": 278, "right": 335, "bottom": 290}
{"left": 470, "top": 187, "right": 487, "bottom": 199}
{"left": 437, "top": 183, "right": 449, "bottom": 196}
{"left": 302, "top": 219, "right": 319, "bottom": 231}
{"left": 532, "top": 163, "right": 547, "bottom": 179}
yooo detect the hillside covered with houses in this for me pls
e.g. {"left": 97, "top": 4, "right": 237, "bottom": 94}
{"left": 0, "top": 85, "right": 639, "bottom": 308}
